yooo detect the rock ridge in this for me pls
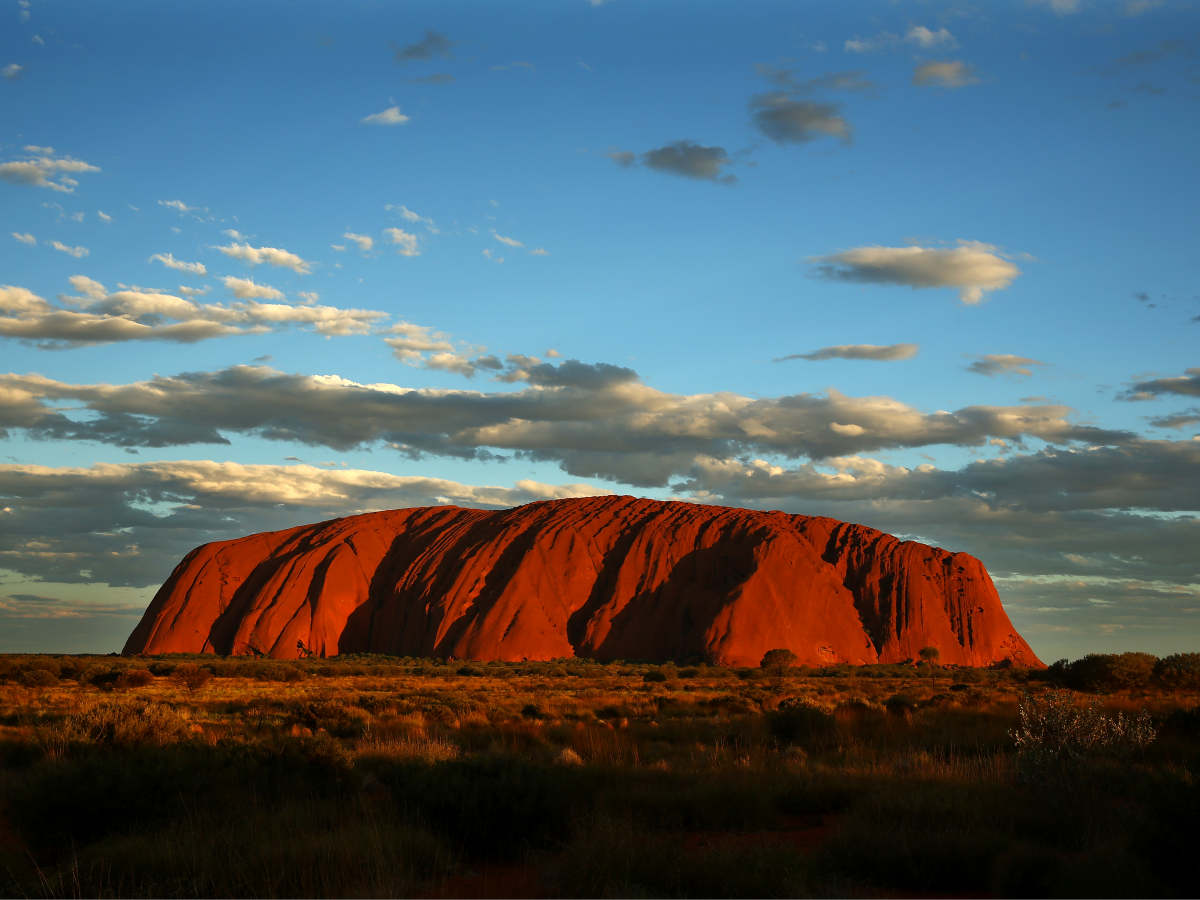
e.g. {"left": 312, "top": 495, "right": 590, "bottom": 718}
{"left": 123, "top": 496, "right": 1043, "bottom": 668}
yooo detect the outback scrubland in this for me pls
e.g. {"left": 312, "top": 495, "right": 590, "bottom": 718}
{"left": 0, "top": 651, "right": 1198, "bottom": 899}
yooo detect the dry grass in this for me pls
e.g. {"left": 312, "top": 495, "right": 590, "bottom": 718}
{"left": 0, "top": 655, "right": 1197, "bottom": 897}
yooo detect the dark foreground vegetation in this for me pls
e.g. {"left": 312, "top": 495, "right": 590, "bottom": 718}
{"left": 0, "top": 650, "right": 1198, "bottom": 898}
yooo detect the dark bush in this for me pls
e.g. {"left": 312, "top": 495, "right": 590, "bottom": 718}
{"left": 767, "top": 698, "right": 837, "bottom": 749}
{"left": 171, "top": 663, "right": 212, "bottom": 694}
{"left": 1066, "top": 653, "right": 1158, "bottom": 692}
{"left": 1155, "top": 652, "right": 1200, "bottom": 690}
{"left": 18, "top": 668, "right": 58, "bottom": 688}
{"left": 760, "top": 648, "right": 798, "bottom": 676}
{"left": 379, "top": 754, "right": 592, "bottom": 857}
{"left": 147, "top": 661, "right": 177, "bottom": 677}
{"left": 0, "top": 659, "right": 16, "bottom": 682}
{"left": 643, "top": 669, "right": 668, "bottom": 683}
{"left": 115, "top": 669, "right": 154, "bottom": 690}
{"left": 520, "top": 703, "right": 545, "bottom": 719}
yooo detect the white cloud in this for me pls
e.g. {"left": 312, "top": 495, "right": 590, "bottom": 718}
{"left": 2, "top": 64, "right": 23, "bottom": 81}
{"left": 215, "top": 242, "right": 313, "bottom": 274}
{"left": 385, "top": 204, "right": 434, "bottom": 227}
{"left": 1121, "top": 0, "right": 1162, "bottom": 15}
{"left": 545, "top": 349, "right": 562, "bottom": 358}
{"left": 23, "top": 145, "right": 52, "bottom": 154}
{"left": 49, "top": 240, "right": 88, "bottom": 258}
{"left": 12, "top": 232, "right": 36, "bottom": 245}
{"left": 384, "top": 228, "right": 420, "bottom": 256}
{"left": 361, "top": 106, "right": 410, "bottom": 125}
{"left": 913, "top": 60, "right": 980, "bottom": 89}
{"left": 0, "top": 278, "right": 385, "bottom": 348}
{"left": 223, "top": 229, "right": 246, "bottom": 240}
{"left": 530, "top": 248, "right": 549, "bottom": 256}
{"left": 845, "top": 25, "right": 957, "bottom": 53}
{"left": 177, "top": 285, "right": 210, "bottom": 298}
{"left": 31, "top": 34, "right": 43, "bottom": 45}
{"left": 378, "top": 322, "right": 456, "bottom": 362}
{"left": 343, "top": 232, "right": 374, "bottom": 252}
{"left": 0, "top": 151, "right": 99, "bottom": 192}
{"left": 0, "top": 460, "right": 609, "bottom": 587}
{"left": 1032, "top": 0, "right": 1081, "bottom": 14}
{"left": 906, "top": 26, "right": 958, "bottom": 49}
{"left": 150, "top": 253, "right": 206, "bottom": 276}
{"left": 223, "top": 276, "right": 283, "bottom": 301}
{"left": 297, "top": 291, "right": 319, "bottom": 304}
{"left": 775, "top": 343, "right": 919, "bottom": 362}
{"left": 809, "top": 240, "right": 1021, "bottom": 304}
{"left": 494, "top": 233, "right": 524, "bottom": 248}
{"left": 98, "top": 211, "right": 112, "bottom": 224}
{"left": 966, "top": 354, "right": 1049, "bottom": 377}
{"left": 158, "top": 199, "right": 196, "bottom": 214}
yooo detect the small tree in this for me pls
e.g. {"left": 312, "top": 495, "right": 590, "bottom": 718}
{"left": 919, "top": 646, "right": 941, "bottom": 682}
{"left": 761, "top": 648, "right": 798, "bottom": 678}
{"left": 172, "top": 663, "right": 212, "bottom": 695}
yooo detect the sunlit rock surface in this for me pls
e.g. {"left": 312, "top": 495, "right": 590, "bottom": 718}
{"left": 124, "top": 496, "right": 1043, "bottom": 667}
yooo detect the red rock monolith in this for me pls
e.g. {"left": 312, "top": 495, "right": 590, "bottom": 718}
{"left": 123, "top": 496, "right": 1042, "bottom": 667}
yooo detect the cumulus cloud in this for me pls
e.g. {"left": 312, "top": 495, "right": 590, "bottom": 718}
{"left": 494, "top": 234, "right": 523, "bottom": 248}
{"left": 641, "top": 141, "right": 736, "bottom": 184}
{"left": 343, "top": 232, "right": 374, "bottom": 252}
{"left": 222, "top": 276, "right": 283, "bottom": 301}
{"left": 150, "top": 253, "right": 206, "bottom": 276}
{"left": 809, "top": 241, "right": 1021, "bottom": 304}
{"left": 384, "top": 228, "right": 420, "bottom": 256}
{"left": 361, "top": 106, "right": 409, "bottom": 126}
{"left": 748, "top": 94, "right": 851, "bottom": 145}
{"left": 158, "top": 199, "right": 196, "bottom": 214}
{"left": 49, "top": 240, "right": 87, "bottom": 258}
{"left": 0, "top": 362, "right": 1135, "bottom": 478}
{"left": 394, "top": 30, "right": 457, "bottom": 65}
{"left": 967, "top": 354, "right": 1048, "bottom": 378}
{"left": 0, "top": 460, "right": 608, "bottom": 587}
{"left": 845, "top": 26, "right": 957, "bottom": 53}
{"left": 12, "top": 232, "right": 36, "bottom": 245}
{"left": 775, "top": 343, "right": 919, "bottom": 362}
{"left": 1120, "top": 367, "right": 1200, "bottom": 401}
{"left": 2, "top": 63, "right": 23, "bottom": 81}
{"left": 1148, "top": 408, "right": 1200, "bottom": 429}
{"left": 0, "top": 150, "right": 99, "bottom": 192}
{"left": 0, "top": 279, "right": 384, "bottom": 348}
{"left": 913, "top": 60, "right": 980, "bottom": 89}
{"left": 215, "top": 242, "right": 313, "bottom": 274}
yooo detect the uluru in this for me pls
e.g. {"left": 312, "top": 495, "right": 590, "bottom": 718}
{"left": 123, "top": 496, "right": 1042, "bottom": 668}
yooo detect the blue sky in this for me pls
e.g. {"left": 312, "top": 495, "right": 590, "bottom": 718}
{"left": 2, "top": 0, "right": 1198, "bottom": 659}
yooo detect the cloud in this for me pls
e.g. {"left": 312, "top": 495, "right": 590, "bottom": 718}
{"left": 0, "top": 151, "right": 99, "bottom": 192}
{"left": 967, "top": 354, "right": 1048, "bottom": 378}
{"left": 529, "top": 248, "right": 549, "bottom": 256}
{"left": 0, "top": 361, "right": 1136, "bottom": 478}
{"left": 0, "top": 279, "right": 384, "bottom": 348}
{"left": 409, "top": 72, "right": 455, "bottom": 84}
{"left": 222, "top": 276, "right": 284, "bottom": 301}
{"left": 913, "top": 60, "right": 980, "bottom": 89}
{"left": 98, "top": 211, "right": 112, "bottom": 224}
{"left": 1121, "top": 0, "right": 1163, "bottom": 15}
{"left": 494, "top": 234, "right": 523, "bottom": 248}
{"left": 1102, "top": 40, "right": 1188, "bottom": 74}
{"left": 215, "top": 242, "right": 313, "bottom": 274}
{"left": 1147, "top": 408, "right": 1200, "bottom": 429}
{"left": 158, "top": 199, "right": 196, "bottom": 214}
{"left": 343, "top": 232, "right": 374, "bottom": 252}
{"left": 384, "top": 228, "right": 420, "bottom": 256}
{"left": 2, "top": 64, "right": 23, "bottom": 81}
{"left": 361, "top": 106, "right": 410, "bottom": 126}
{"left": 150, "top": 253, "right": 206, "bottom": 276}
{"left": 0, "top": 460, "right": 609, "bottom": 588}
{"left": 809, "top": 241, "right": 1021, "bottom": 305}
{"left": 605, "top": 149, "right": 637, "bottom": 168}
{"left": 775, "top": 343, "right": 919, "bottom": 362}
{"left": 49, "top": 240, "right": 88, "bottom": 258}
{"left": 641, "top": 141, "right": 736, "bottom": 184}
{"left": 394, "top": 30, "right": 457, "bottom": 66}
{"left": 1120, "top": 367, "right": 1200, "bottom": 401}
{"left": 384, "top": 204, "right": 434, "bottom": 227}
{"left": 753, "top": 66, "right": 874, "bottom": 95}
{"left": 12, "top": 232, "right": 36, "bottom": 245}
{"left": 748, "top": 93, "right": 851, "bottom": 145}
{"left": 1031, "top": 0, "right": 1080, "bottom": 14}
{"left": 845, "top": 26, "right": 957, "bottom": 54}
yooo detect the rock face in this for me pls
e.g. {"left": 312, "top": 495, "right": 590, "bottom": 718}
{"left": 123, "top": 496, "right": 1043, "bottom": 668}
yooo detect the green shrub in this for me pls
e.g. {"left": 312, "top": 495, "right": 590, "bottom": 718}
{"left": 1066, "top": 653, "right": 1158, "bottom": 692}
{"left": 54, "top": 698, "right": 192, "bottom": 750}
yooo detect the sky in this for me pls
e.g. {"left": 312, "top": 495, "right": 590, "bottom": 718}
{"left": 1, "top": 0, "right": 1198, "bottom": 660}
